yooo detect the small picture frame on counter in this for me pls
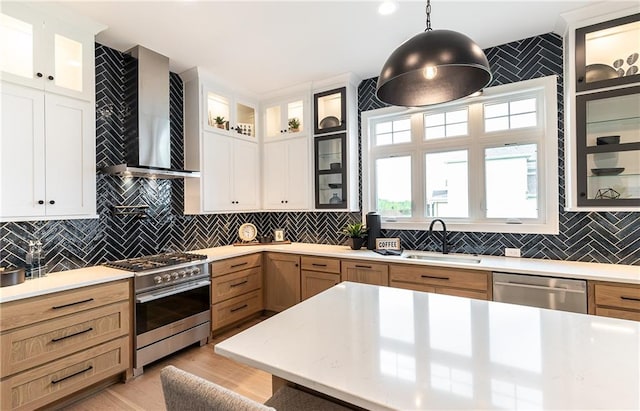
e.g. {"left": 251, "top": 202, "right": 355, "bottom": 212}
{"left": 274, "top": 228, "right": 285, "bottom": 242}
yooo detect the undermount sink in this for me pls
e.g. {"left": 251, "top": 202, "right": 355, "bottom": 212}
{"left": 404, "top": 253, "right": 482, "bottom": 264}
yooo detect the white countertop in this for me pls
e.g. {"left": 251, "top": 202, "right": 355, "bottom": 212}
{"left": 193, "top": 243, "right": 640, "bottom": 284}
{"left": 2, "top": 242, "right": 637, "bottom": 304}
{"left": 215, "top": 282, "right": 640, "bottom": 410}
{"left": 0, "top": 266, "right": 132, "bottom": 303}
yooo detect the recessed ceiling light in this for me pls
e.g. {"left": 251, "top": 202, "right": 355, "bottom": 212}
{"left": 378, "top": 0, "right": 398, "bottom": 15}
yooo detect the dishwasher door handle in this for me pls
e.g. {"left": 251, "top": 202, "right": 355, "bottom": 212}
{"left": 493, "top": 281, "right": 585, "bottom": 294}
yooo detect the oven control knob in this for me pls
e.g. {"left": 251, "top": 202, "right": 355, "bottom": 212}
{"left": 154, "top": 276, "right": 162, "bottom": 284}
{"left": 187, "top": 269, "right": 194, "bottom": 276}
{"left": 192, "top": 267, "right": 201, "bottom": 275}
{"left": 179, "top": 270, "right": 187, "bottom": 278}
{"left": 162, "top": 273, "right": 171, "bottom": 282}
{"left": 171, "top": 272, "right": 180, "bottom": 280}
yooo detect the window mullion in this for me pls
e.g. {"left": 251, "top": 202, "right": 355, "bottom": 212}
{"left": 467, "top": 102, "right": 484, "bottom": 222}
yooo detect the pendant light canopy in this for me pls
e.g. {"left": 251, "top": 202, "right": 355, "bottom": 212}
{"left": 376, "top": 0, "right": 492, "bottom": 107}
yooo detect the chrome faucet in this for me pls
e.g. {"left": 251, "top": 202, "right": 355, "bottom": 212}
{"left": 428, "top": 219, "right": 450, "bottom": 254}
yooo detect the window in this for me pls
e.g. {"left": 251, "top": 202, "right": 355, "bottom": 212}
{"left": 362, "top": 76, "right": 558, "bottom": 234}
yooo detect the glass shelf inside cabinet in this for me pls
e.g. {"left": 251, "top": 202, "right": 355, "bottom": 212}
{"left": 316, "top": 139, "right": 343, "bottom": 172}
{"left": 585, "top": 90, "right": 640, "bottom": 150}
{"left": 576, "top": 14, "right": 640, "bottom": 91}
{"left": 587, "top": 150, "right": 640, "bottom": 201}
{"left": 207, "top": 92, "right": 230, "bottom": 130}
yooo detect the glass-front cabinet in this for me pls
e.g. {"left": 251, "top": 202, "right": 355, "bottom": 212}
{"left": 204, "top": 89, "right": 256, "bottom": 138}
{"left": 315, "top": 133, "right": 347, "bottom": 209}
{"left": 576, "top": 86, "right": 640, "bottom": 206}
{"left": 314, "top": 87, "right": 346, "bottom": 134}
{"left": 575, "top": 13, "right": 640, "bottom": 92}
{"left": 264, "top": 97, "right": 307, "bottom": 139}
{"left": 0, "top": 2, "right": 101, "bottom": 101}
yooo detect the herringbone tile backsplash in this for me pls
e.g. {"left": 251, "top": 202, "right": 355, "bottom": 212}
{"left": 1, "top": 34, "right": 638, "bottom": 273}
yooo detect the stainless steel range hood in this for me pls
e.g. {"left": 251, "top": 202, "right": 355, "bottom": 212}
{"left": 101, "top": 46, "right": 199, "bottom": 179}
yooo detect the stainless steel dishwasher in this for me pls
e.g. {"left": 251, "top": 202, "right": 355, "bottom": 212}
{"left": 493, "top": 272, "right": 587, "bottom": 314}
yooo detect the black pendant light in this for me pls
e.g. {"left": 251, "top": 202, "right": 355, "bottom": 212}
{"left": 376, "top": 0, "right": 492, "bottom": 106}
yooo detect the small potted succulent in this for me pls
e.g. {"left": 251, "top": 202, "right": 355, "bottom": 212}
{"left": 288, "top": 117, "right": 300, "bottom": 132}
{"left": 341, "top": 222, "right": 367, "bottom": 250}
{"left": 214, "top": 116, "right": 226, "bottom": 129}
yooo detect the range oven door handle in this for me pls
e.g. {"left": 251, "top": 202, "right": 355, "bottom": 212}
{"left": 136, "top": 280, "right": 211, "bottom": 304}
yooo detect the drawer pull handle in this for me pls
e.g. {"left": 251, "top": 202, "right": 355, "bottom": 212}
{"left": 51, "top": 365, "right": 93, "bottom": 384}
{"left": 312, "top": 263, "right": 327, "bottom": 267}
{"left": 230, "top": 262, "right": 248, "bottom": 268}
{"left": 230, "top": 304, "right": 248, "bottom": 312}
{"left": 51, "top": 327, "right": 94, "bottom": 342}
{"left": 421, "top": 275, "right": 450, "bottom": 281}
{"left": 621, "top": 296, "right": 640, "bottom": 302}
{"left": 52, "top": 298, "right": 94, "bottom": 310}
{"left": 230, "top": 280, "right": 249, "bottom": 288}
{"left": 355, "top": 265, "right": 372, "bottom": 269}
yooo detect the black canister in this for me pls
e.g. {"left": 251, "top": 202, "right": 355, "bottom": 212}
{"left": 366, "top": 212, "right": 381, "bottom": 250}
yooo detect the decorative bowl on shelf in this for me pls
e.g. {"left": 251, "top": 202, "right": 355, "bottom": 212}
{"left": 591, "top": 167, "right": 625, "bottom": 176}
{"left": 319, "top": 116, "right": 340, "bottom": 129}
{"left": 596, "top": 135, "right": 620, "bottom": 145}
{"left": 585, "top": 64, "right": 618, "bottom": 82}
{"left": 330, "top": 162, "right": 341, "bottom": 170}
{"left": 328, "top": 183, "right": 342, "bottom": 189}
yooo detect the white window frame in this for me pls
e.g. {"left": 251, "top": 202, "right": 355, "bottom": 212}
{"left": 362, "top": 75, "right": 559, "bottom": 234}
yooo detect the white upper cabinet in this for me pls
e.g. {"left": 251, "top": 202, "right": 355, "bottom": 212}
{"left": 263, "top": 95, "right": 309, "bottom": 140}
{"left": 263, "top": 136, "right": 311, "bottom": 210}
{"left": 0, "top": 2, "right": 104, "bottom": 101}
{"left": 1, "top": 82, "right": 96, "bottom": 220}
{"left": 182, "top": 67, "right": 261, "bottom": 214}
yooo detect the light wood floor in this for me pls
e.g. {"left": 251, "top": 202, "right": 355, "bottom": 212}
{"left": 60, "top": 318, "right": 272, "bottom": 411}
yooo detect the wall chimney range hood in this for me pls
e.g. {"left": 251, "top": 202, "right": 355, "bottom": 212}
{"left": 101, "top": 46, "right": 199, "bottom": 179}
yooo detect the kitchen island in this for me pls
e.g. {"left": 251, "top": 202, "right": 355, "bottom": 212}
{"left": 215, "top": 282, "right": 640, "bottom": 410}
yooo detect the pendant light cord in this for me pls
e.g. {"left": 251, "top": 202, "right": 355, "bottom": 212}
{"left": 425, "top": 0, "right": 432, "bottom": 32}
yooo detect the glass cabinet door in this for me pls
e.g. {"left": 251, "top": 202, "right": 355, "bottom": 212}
{"left": 575, "top": 13, "right": 640, "bottom": 92}
{"left": 576, "top": 86, "right": 640, "bottom": 206}
{"left": 206, "top": 92, "right": 230, "bottom": 131}
{"left": 0, "top": 11, "right": 37, "bottom": 82}
{"left": 315, "top": 133, "right": 347, "bottom": 208}
{"left": 314, "top": 87, "right": 346, "bottom": 135}
{"left": 235, "top": 101, "right": 255, "bottom": 137}
{"left": 264, "top": 99, "right": 305, "bottom": 139}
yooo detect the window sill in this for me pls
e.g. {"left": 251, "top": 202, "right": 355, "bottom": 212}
{"left": 380, "top": 220, "right": 559, "bottom": 235}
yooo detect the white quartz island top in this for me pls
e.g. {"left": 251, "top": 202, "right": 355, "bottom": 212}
{"left": 0, "top": 266, "right": 131, "bottom": 303}
{"left": 194, "top": 243, "right": 640, "bottom": 284}
{"left": 215, "top": 282, "right": 640, "bottom": 410}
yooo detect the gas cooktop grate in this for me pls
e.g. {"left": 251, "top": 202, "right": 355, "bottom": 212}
{"left": 103, "top": 252, "right": 208, "bottom": 272}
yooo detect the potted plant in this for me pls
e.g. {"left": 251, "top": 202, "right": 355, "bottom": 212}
{"left": 288, "top": 117, "right": 300, "bottom": 132}
{"left": 214, "top": 116, "right": 226, "bottom": 129}
{"left": 341, "top": 222, "right": 367, "bottom": 250}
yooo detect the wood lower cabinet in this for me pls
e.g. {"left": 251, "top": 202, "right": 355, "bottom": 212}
{"left": 264, "top": 253, "right": 301, "bottom": 312}
{"left": 342, "top": 260, "right": 389, "bottom": 286}
{"left": 301, "top": 256, "right": 341, "bottom": 300}
{"left": 389, "top": 264, "right": 491, "bottom": 300}
{"left": 0, "top": 280, "right": 131, "bottom": 410}
{"left": 589, "top": 281, "right": 640, "bottom": 321}
{"left": 211, "top": 254, "right": 263, "bottom": 332}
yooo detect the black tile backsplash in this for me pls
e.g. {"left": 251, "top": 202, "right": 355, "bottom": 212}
{"left": 1, "top": 35, "right": 638, "bottom": 272}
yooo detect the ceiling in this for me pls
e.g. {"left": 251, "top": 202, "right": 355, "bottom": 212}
{"left": 56, "top": 0, "right": 630, "bottom": 96}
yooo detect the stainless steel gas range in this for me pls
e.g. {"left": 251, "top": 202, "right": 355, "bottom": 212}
{"left": 104, "top": 252, "right": 210, "bottom": 376}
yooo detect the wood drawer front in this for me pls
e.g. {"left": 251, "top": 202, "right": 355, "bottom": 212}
{"left": 342, "top": 261, "right": 389, "bottom": 286}
{"left": 1, "top": 336, "right": 129, "bottom": 411}
{"left": 1, "top": 302, "right": 129, "bottom": 377}
{"left": 391, "top": 281, "right": 436, "bottom": 294}
{"left": 301, "top": 271, "right": 341, "bottom": 300}
{"left": 390, "top": 264, "right": 489, "bottom": 291}
{"left": 0, "top": 280, "right": 130, "bottom": 331}
{"left": 211, "top": 254, "right": 262, "bottom": 277}
{"left": 594, "top": 284, "right": 640, "bottom": 311}
{"left": 595, "top": 306, "right": 640, "bottom": 322}
{"left": 390, "top": 281, "right": 487, "bottom": 300}
{"left": 211, "top": 267, "right": 262, "bottom": 304}
{"left": 212, "top": 290, "right": 263, "bottom": 331}
{"left": 301, "top": 256, "right": 341, "bottom": 274}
